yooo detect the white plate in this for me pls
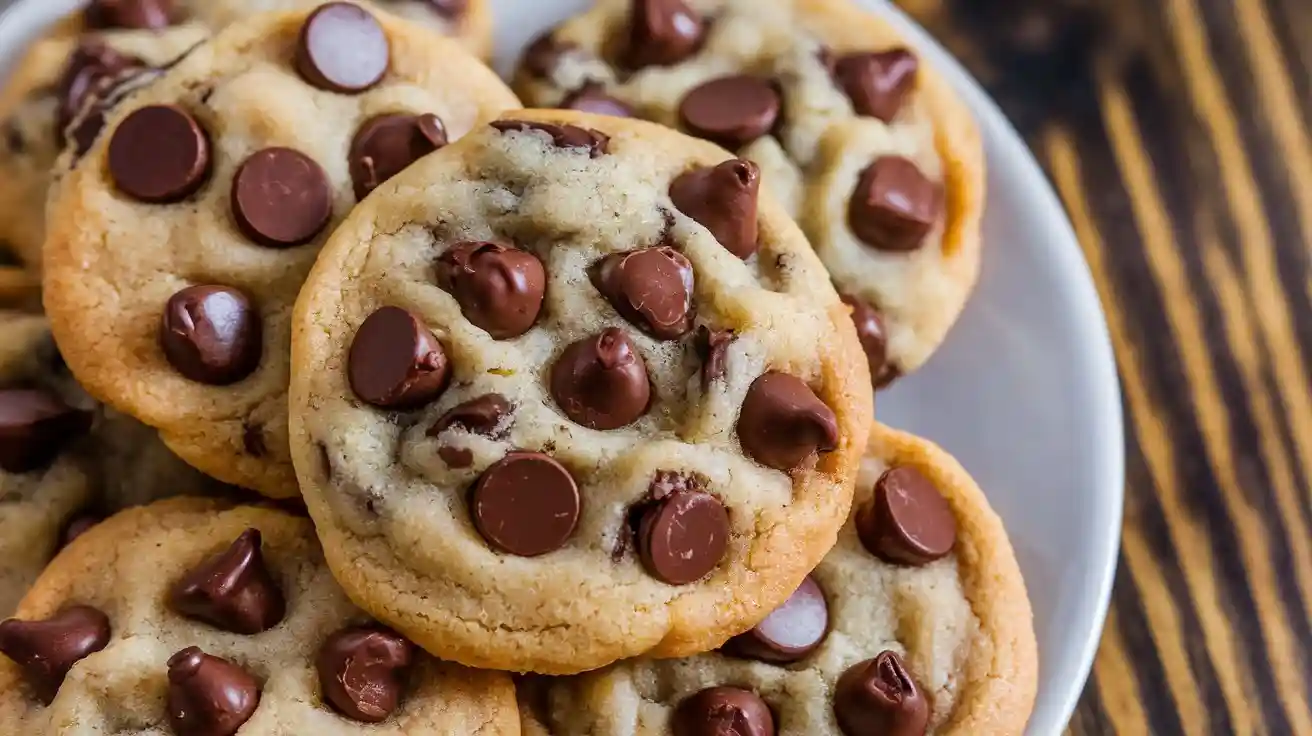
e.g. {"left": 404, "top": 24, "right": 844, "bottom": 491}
{"left": 0, "top": 1, "right": 1124, "bottom": 733}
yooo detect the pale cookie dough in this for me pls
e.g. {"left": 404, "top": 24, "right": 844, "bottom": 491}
{"left": 520, "top": 424, "right": 1037, "bottom": 736}
{"left": 289, "top": 109, "right": 874, "bottom": 674}
{"left": 514, "top": 0, "right": 985, "bottom": 387}
{"left": 43, "top": 3, "right": 520, "bottom": 498}
{"left": 0, "top": 312, "right": 221, "bottom": 617}
{"left": 0, "top": 498, "right": 519, "bottom": 734}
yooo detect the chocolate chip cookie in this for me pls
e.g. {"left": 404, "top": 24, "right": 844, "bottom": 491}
{"left": 0, "top": 312, "right": 221, "bottom": 616}
{"left": 514, "top": 0, "right": 985, "bottom": 387}
{"left": 520, "top": 424, "right": 1037, "bottom": 735}
{"left": 0, "top": 498, "right": 518, "bottom": 733}
{"left": 288, "top": 109, "right": 874, "bottom": 674}
{"left": 43, "top": 4, "right": 520, "bottom": 497}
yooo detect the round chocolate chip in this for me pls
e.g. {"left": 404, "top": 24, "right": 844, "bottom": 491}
{"left": 0, "top": 606, "right": 111, "bottom": 704}
{"left": 348, "top": 306, "right": 452, "bottom": 409}
{"left": 167, "top": 647, "right": 260, "bottom": 736}
{"left": 296, "top": 2, "right": 390, "bottom": 93}
{"left": 230, "top": 147, "right": 332, "bottom": 248}
{"left": 841, "top": 295, "right": 898, "bottom": 389}
{"left": 857, "top": 466, "right": 957, "bottom": 566}
{"left": 591, "top": 247, "right": 694, "bottom": 340}
{"left": 169, "top": 528, "right": 286, "bottom": 635}
{"left": 833, "top": 49, "right": 919, "bottom": 123}
{"left": 108, "top": 105, "right": 210, "bottom": 203}
{"left": 429, "top": 393, "right": 513, "bottom": 469}
{"left": 849, "top": 157, "right": 942, "bottom": 252}
{"left": 625, "top": 0, "right": 706, "bottom": 69}
{"left": 159, "top": 285, "right": 262, "bottom": 386}
{"left": 317, "top": 625, "right": 415, "bottom": 723}
{"left": 834, "top": 651, "right": 929, "bottom": 736}
{"left": 724, "top": 575, "right": 828, "bottom": 663}
{"left": 737, "top": 372, "right": 839, "bottom": 471}
{"left": 0, "top": 389, "right": 93, "bottom": 474}
{"left": 490, "top": 119, "right": 610, "bottom": 157}
{"left": 350, "top": 113, "right": 447, "bottom": 200}
{"left": 678, "top": 75, "right": 781, "bottom": 150}
{"left": 550, "top": 328, "right": 651, "bottom": 430}
{"left": 435, "top": 241, "right": 546, "bottom": 339}
{"left": 560, "top": 84, "right": 635, "bottom": 118}
{"left": 673, "top": 687, "right": 774, "bottom": 736}
{"left": 471, "top": 452, "right": 580, "bottom": 557}
{"left": 83, "top": 0, "right": 174, "bottom": 30}
{"left": 670, "top": 159, "right": 760, "bottom": 259}
{"left": 637, "top": 488, "right": 728, "bottom": 585}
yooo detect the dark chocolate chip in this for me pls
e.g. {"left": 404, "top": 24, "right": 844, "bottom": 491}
{"left": 490, "top": 120, "right": 610, "bottom": 157}
{"left": 591, "top": 247, "right": 695, "bottom": 340}
{"left": 60, "top": 515, "right": 101, "bottom": 549}
{"left": 834, "top": 651, "right": 929, "bottom": 736}
{"left": 56, "top": 41, "right": 144, "bottom": 141}
{"left": 167, "top": 647, "right": 260, "bottom": 736}
{"left": 695, "top": 326, "right": 734, "bottom": 387}
{"left": 550, "top": 328, "right": 651, "bottom": 430}
{"left": 108, "top": 104, "right": 210, "bottom": 203}
{"left": 841, "top": 295, "right": 898, "bottom": 389}
{"left": 857, "top": 466, "right": 957, "bottom": 566}
{"left": 737, "top": 372, "right": 839, "bottom": 471}
{"left": 625, "top": 0, "right": 706, "bottom": 69}
{"left": 242, "top": 423, "right": 267, "bottom": 458}
{"left": 0, "top": 389, "right": 93, "bottom": 474}
{"left": 350, "top": 113, "right": 447, "bottom": 200}
{"left": 849, "top": 157, "right": 942, "bottom": 252}
{"left": 159, "top": 285, "right": 262, "bottom": 386}
{"left": 673, "top": 687, "right": 774, "bottom": 736}
{"left": 833, "top": 49, "right": 919, "bottom": 123}
{"left": 296, "top": 3, "right": 390, "bottom": 94}
{"left": 169, "top": 528, "right": 286, "bottom": 635}
{"left": 349, "top": 307, "right": 451, "bottom": 409}
{"left": 317, "top": 625, "right": 415, "bottom": 723}
{"left": 435, "top": 241, "right": 546, "bottom": 340}
{"left": 678, "top": 75, "right": 780, "bottom": 149}
{"left": 724, "top": 575, "right": 828, "bottom": 663}
{"left": 560, "top": 84, "right": 635, "bottom": 118}
{"left": 470, "top": 452, "right": 580, "bottom": 557}
{"left": 2, "top": 122, "right": 23, "bottom": 154}
{"left": 637, "top": 487, "right": 728, "bottom": 585}
{"left": 521, "top": 32, "right": 575, "bottom": 78}
{"left": 83, "top": 0, "right": 175, "bottom": 30}
{"left": 0, "top": 606, "right": 111, "bottom": 704}
{"left": 230, "top": 147, "right": 332, "bottom": 248}
{"left": 429, "top": 394, "right": 512, "bottom": 468}
{"left": 670, "top": 159, "right": 760, "bottom": 259}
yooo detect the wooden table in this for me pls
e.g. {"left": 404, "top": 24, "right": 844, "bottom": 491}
{"left": 896, "top": 0, "right": 1312, "bottom": 733}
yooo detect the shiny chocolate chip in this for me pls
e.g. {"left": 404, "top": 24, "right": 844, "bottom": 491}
{"left": 169, "top": 528, "right": 285, "bottom": 634}
{"left": 673, "top": 686, "right": 775, "bottom": 736}
{"left": 625, "top": 0, "right": 706, "bottom": 69}
{"left": 670, "top": 159, "right": 760, "bottom": 259}
{"left": 550, "top": 328, "right": 651, "bottom": 430}
{"left": 471, "top": 452, "right": 580, "bottom": 557}
{"left": 0, "top": 606, "right": 111, "bottom": 704}
{"left": 678, "top": 75, "right": 780, "bottom": 150}
{"left": 160, "top": 285, "right": 262, "bottom": 386}
{"left": 83, "top": 0, "right": 174, "bottom": 30}
{"left": 167, "top": 647, "right": 260, "bottom": 736}
{"left": 834, "top": 651, "right": 929, "bottom": 736}
{"left": 0, "top": 389, "right": 92, "bottom": 474}
{"left": 737, "top": 372, "right": 838, "bottom": 471}
{"left": 637, "top": 486, "right": 728, "bottom": 585}
{"left": 490, "top": 120, "right": 610, "bottom": 157}
{"left": 296, "top": 3, "right": 390, "bottom": 93}
{"left": 841, "top": 295, "right": 898, "bottom": 389}
{"left": 231, "top": 147, "right": 332, "bottom": 248}
{"left": 56, "top": 41, "right": 144, "bottom": 141}
{"left": 560, "top": 84, "right": 636, "bottom": 118}
{"left": 429, "top": 394, "right": 513, "bottom": 468}
{"left": 724, "top": 575, "right": 828, "bottom": 663}
{"left": 833, "top": 49, "right": 919, "bottom": 123}
{"left": 857, "top": 466, "right": 957, "bottom": 566}
{"left": 348, "top": 307, "right": 451, "bottom": 409}
{"left": 350, "top": 113, "right": 447, "bottom": 200}
{"left": 435, "top": 241, "right": 546, "bottom": 340}
{"left": 591, "top": 247, "right": 695, "bottom": 339}
{"left": 317, "top": 625, "right": 415, "bottom": 723}
{"left": 108, "top": 105, "right": 210, "bottom": 203}
{"left": 849, "top": 157, "right": 942, "bottom": 252}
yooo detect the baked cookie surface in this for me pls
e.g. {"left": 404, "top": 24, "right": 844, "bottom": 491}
{"left": 521, "top": 424, "right": 1037, "bottom": 735}
{"left": 289, "top": 109, "right": 873, "bottom": 674}
{"left": 514, "top": 0, "right": 985, "bottom": 386}
{"left": 0, "top": 498, "right": 519, "bottom": 734}
{"left": 43, "top": 3, "right": 519, "bottom": 497}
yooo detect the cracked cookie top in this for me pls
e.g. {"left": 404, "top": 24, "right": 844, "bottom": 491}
{"left": 288, "top": 109, "right": 874, "bottom": 674}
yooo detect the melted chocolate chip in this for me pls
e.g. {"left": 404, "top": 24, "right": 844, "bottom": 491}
{"left": 296, "top": 3, "right": 390, "bottom": 93}
{"left": 678, "top": 76, "right": 781, "bottom": 149}
{"left": 550, "top": 328, "right": 651, "bottom": 430}
{"left": 695, "top": 326, "right": 734, "bottom": 387}
{"left": 0, "top": 389, "right": 93, "bottom": 474}
{"left": 673, "top": 686, "right": 775, "bottom": 736}
{"left": 637, "top": 484, "right": 728, "bottom": 585}
{"left": 833, "top": 49, "right": 919, "bottom": 123}
{"left": 724, "top": 575, "right": 828, "bottom": 663}
{"left": 471, "top": 452, "right": 580, "bottom": 557}
{"left": 167, "top": 647, "right": 260, "bottom": 736}
{"left": 0, "top": 606, "right": 111, "bottom": 703}
{"left": 849, "top": 157, "right": 942, "bottom": 252}
{"left": 317, "top": 625, "right": 415, "bottom": 723}
{"left": 348, "top": 307, "right": 452, "bottom": 409}
{"left": 490, "top": 120, "right": 610, "bottom": 157}
{"left": 159, "top": 285, "right": 262, "bottom": 386}
{"left": 231, "top": 147, "right": 332, "bottom": 248}
{"left": 625, "top": 0, "right": 706, "bottom": 69}
{"left": 737, "top": 372, "right": 839, "bottom": 471}
{"left": 841, "top": 295, "right": 898, "bottom": 389}
{"left": 350, "top": 113, "right": 447, "bottom": 200}
{"left": 857, "top": 466, "right": 957, "bottom": 566}
{"left": 429, "top": 394, "right": 512, "bottom": 468}
{"left": 169, "top": 528, "right": 286, "bottom": 634}
{"left": 56, "top": 41, "right": 144, "bottom": 142}
{"left": 670, "top": 159, "right": 761, "bottom": 259}
{"left": 834, "top": 652, "right": 929, "bottom": 736}
{"left": 591, "top": 247, "right": 695, "bottom": 339}
{"left": 108, "top": 105, "right": 210, "bottom": 203}
{"left": 436, "top": 241, "right": 546, "bottom": 339}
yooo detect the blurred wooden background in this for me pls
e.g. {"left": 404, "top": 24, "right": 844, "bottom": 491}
{"left": 894, "top": 0, "right": 1312, "bottom": 733}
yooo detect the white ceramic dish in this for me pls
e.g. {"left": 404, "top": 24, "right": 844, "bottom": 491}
{"left": 0, "top": 0, "right": 1124, "bottom": 732}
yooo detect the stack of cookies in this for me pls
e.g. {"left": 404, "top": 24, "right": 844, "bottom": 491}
{"left": 0, "top": 1, "right": 1039, "bottom": 734}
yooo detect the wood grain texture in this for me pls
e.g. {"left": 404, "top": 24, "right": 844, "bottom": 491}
{"left": 895, "top": 0, "right": 1312, "bottom": 733}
